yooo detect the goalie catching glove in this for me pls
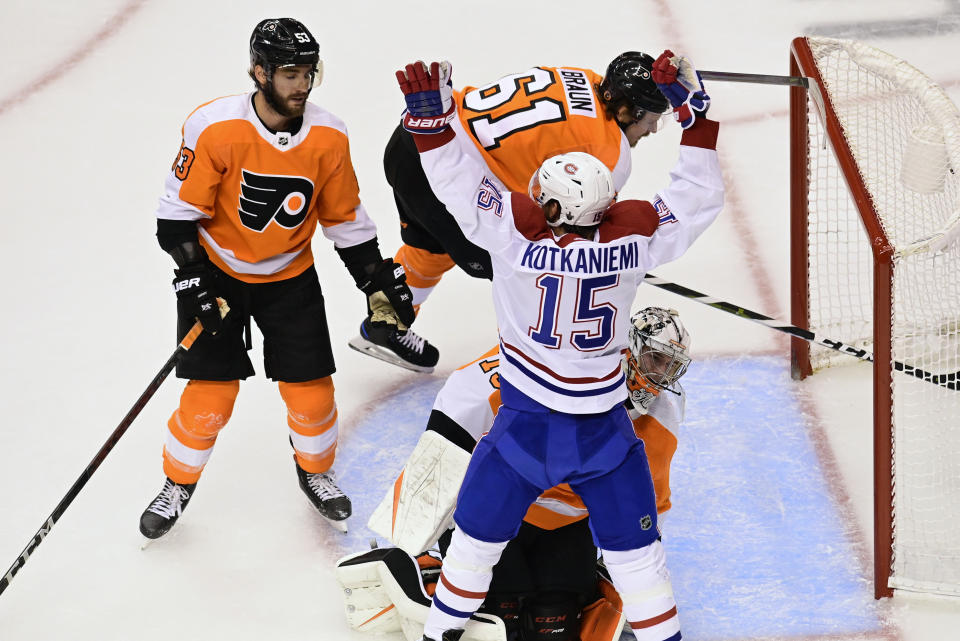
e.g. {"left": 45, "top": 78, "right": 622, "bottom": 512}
{"left": 397, "top": 60, "right": 455, "bottom": 134}
{"left": 652, "top": 50, "right": 710, "bottom": 129}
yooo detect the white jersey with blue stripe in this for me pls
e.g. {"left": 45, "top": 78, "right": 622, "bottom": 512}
{"left": 414, "top": 117, "right": 723, "bottom": 414}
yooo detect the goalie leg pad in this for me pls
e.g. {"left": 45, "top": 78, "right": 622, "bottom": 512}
{"left": 336, "top": 547, "right": 431, "bottom": 634}
{"left": 367, "top": 430, "right": 471, "bottom": 554}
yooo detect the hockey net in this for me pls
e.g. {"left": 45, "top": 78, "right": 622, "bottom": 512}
{"left": 790, "top": 36, "right": 960, "bottom": 598}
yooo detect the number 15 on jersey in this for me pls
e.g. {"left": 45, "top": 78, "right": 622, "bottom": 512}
{"left": 529, "top": 274, "right": 618, "bottom": 352}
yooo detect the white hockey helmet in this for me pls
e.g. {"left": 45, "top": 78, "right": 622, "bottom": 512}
{"left": 625, "top": 307, "right": 691, "bottom": 410}
{"left": 528, "top": 152, "right": 616, "bottom": 228}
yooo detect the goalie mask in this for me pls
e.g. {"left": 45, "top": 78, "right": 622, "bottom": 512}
{"left": 625, "top": 307, "right": 691, "bottom": 411}
{"left": 528, "top": 152, "right": 616, "bottom": 228}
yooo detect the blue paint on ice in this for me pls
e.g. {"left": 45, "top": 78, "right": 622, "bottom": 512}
{"left": 337, "top": 356, "right": 883, "bottom": 639}
{"left": 333, "top": 376, "right": 446, "bottom": 553}
{"left": 667, "top": 356, "right": 881, "bottom": 638}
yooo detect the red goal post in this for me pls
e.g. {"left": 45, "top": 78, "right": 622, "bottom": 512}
{"left": 789, "top": 36, "right": 960, "bottom": 599}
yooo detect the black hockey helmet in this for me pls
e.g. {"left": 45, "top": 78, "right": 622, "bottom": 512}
{"left": 599, "top": 51, "right": 669, "bottom": 116}
{"left": 249, "top": 18, "right": 320, "bottom": 73}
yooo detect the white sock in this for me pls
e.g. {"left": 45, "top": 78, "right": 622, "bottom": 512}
{"left": 423, "top": 529, "right": 508, "bottom": 639}
{"left": 602, "top": 541, "right": 681, "bottom": 641}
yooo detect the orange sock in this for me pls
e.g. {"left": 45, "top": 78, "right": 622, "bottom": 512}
{"left": 279, "top": 377, "right": 338, "bottom": 473}
{"left": 163, "top": 380, "right": 240, "bottom": 484}
{"left": 395, "top": 244, "right": 456, "bottom": 312}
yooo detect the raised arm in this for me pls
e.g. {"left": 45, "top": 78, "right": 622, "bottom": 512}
{"left": 643, "top": 51, "right": 724, "bottom": 266}
{"left": 396, "top": 61, "right": 519, "bottom": 254}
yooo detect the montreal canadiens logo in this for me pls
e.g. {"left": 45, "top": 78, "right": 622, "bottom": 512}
{"left": 563, "top": 163, "right": 578, "bottom": 175}
{"left": 238, "top": 169, "right": 314, "bottom": 232}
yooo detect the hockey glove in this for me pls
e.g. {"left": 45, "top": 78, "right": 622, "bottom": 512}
{"left": 396, "top": 60, "right": 455, "bottom": 134}
{"left": 172, "top": 263, "right": 223, "bottom": 334}
{"left": 361, "top": 259, "right": 416, "bottom": 330}
{"left": 652, "top": 50, "right": 710, "bottom": 129}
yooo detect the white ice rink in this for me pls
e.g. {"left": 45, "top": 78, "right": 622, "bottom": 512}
{"left": 1, "top": 1, "right": 959, "bottom": 639}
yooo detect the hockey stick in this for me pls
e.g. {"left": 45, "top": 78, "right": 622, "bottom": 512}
{"left": 0, "top": 302, "right": 227, "bottom": 596}
{"left": 643, "top": 274, "right": 960, "bottom": 391}
{"left": 700, "top": 70, "right": 810, "bottom": 88}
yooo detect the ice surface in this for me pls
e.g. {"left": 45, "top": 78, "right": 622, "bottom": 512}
{"left": 1, "top": 1, "right": 958, "bottom": 639}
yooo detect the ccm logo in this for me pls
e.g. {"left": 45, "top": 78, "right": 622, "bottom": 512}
{"left": 535, "top": 615, "right": 567, "bottom": 623}
{"left": 173, "top": 277, "right": 200, "bottom": 292}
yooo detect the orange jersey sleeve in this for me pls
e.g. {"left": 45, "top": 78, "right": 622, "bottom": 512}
{"left": 156, "top": 93, "right": 376, "bottom": 283}
{"left": 452, "top": 66, "right": 629, "bottom": 193}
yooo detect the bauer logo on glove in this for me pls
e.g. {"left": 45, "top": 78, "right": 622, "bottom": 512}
{"left": 396, "top": 60, "right": 456, "bottom": 134}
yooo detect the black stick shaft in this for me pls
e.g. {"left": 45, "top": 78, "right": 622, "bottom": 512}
{"left": 643, "top": 274, "right": 960, "bottom": 391}
{"left": 700, "top": 69, "right": 810, "bottom": 88}
{"left": 0, "top": 321, "right": 203, "bottom": 596}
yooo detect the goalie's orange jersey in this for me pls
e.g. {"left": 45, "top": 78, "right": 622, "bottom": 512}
{"left": 155, "top": 92, "right": 377, "bottom": 283}
{"left": 438, "top": 347, "right": 679, "bottom": 531}
{"left": 522, "top": 414, "right": 678, "bottom": 530}
{"left": 452, "top": 66, "right": 629, "bottom": 193}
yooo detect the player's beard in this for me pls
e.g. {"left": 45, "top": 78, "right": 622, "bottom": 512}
{"left": 262, "top": 80, "right": 309, "bottom": 119}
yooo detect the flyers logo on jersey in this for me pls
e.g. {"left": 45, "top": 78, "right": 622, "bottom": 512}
{"left": 238, "top": 170, "right": 314, "bottom": 232}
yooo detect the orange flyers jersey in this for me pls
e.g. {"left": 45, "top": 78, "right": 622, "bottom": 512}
{"left": 155, "top": 92, "right": 377, "bottom": 283}
{"left": 450, "top": 66, "right": 631, "bottom": 194}
{"left": 436, "top": 345, "right": 680, "bottom": 530}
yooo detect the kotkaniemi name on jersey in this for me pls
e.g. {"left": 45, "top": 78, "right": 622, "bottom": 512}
{"left": 518, "top": 241, "right": 641, "bottom": 274}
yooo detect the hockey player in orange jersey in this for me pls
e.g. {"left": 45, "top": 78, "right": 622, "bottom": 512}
{"left": 349, "top": 53, "right": 669, "bottom": 372}
{"left": 337, "top": 307, "right": 692, "bottom": 641}
{"left": 139, "top": 18, "right": 416, "bottom": 539}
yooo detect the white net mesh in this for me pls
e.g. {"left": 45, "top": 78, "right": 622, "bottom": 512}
{"left": 802, "top": 36, "right": 960, "bottom": 596}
